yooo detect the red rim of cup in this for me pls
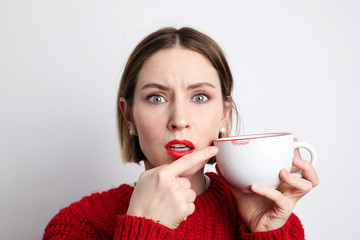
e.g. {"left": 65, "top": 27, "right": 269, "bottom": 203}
{"left": 213, "top": 132, "right": 292, "bottom": 142}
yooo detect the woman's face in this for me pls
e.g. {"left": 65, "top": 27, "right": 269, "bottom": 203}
{"left": 129, "top": 47, "right": 230, "bottom": 169}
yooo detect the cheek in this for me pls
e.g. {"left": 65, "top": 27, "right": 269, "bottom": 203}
{"left": 134, "top": 111, "right": 159, "bottom": 137}
{"left": 132, "top": 105, "right": 166, "bottom": 150}
{"left": 194, "top": 106, "right": 223, "bottom": 135}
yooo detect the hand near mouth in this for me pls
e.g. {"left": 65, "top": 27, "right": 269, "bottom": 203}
{"left": 126, "top": 146, "right": 218, "bottom": 230}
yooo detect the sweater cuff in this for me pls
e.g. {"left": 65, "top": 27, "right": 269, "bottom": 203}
{"left": 239, "top": 213, "right": 305, "bottom": 240}
{"left": 114, "top": 215, "right": 173, "bottom": 239}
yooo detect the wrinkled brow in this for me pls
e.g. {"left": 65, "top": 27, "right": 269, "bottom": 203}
{"left": 141, "top": 82, "right": 215, "bottom": 90}
{"left": 187, "top": 82, "right": 216, "bottom": 90}
{"left": 141, "top": 83, "right": 169, "bottom": 90}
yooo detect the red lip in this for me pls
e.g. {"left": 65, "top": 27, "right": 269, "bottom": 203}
{"left": 165, "top": 139, "right": 195, "bottom": 159}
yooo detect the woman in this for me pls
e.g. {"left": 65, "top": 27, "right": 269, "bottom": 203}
{"left": 43, "top": 27, "right": 319, "bottom": 239}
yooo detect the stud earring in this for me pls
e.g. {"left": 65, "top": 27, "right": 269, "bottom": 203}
{"left": 219, "top": 127, "right": 226, "bottom": 133}
{"left": 129, "top": 129, "right": 135, "bottom": 136}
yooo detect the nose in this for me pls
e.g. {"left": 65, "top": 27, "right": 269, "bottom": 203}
{"left": 168, "top": 101, "right": 190, "bottom": 131}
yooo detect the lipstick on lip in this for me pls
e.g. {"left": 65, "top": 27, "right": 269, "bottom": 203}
{"left": 165, "top": 139, "right": 195, "bottom": 159}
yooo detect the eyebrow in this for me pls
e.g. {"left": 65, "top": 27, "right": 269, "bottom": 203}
{"left": 141, "top": 83, "right": 169, "bottom": 90}
{"left": 141, "top": 82, "right": 216, "bottom": 91}
{"left": 187, "top": 82, "right": 216, "bottom": 90}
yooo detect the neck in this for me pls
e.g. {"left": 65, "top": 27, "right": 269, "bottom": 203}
{"left": 186, "top": 168, "right": 206, "bottom": 196}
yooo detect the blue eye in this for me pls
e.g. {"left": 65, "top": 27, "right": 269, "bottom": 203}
{"left": 148, "top": 95, "right": 166, "bottom": 104}
{"left": 192, "top": 94, "right": 209, "bottom": 103}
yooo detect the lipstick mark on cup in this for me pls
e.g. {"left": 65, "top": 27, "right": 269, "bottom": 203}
{"left": 232, "top": 139, "right": 251, "bottom": 145}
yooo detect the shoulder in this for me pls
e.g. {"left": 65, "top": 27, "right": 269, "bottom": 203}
{"left": 66, "top": 184, "right": 134, "bottom": 216}
{"left": 44, "top": 184, "right": 134, "bottom": 237}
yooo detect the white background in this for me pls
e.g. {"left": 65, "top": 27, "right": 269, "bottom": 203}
{"left": 1, "top": 0, "right": 359, "bottom": 239}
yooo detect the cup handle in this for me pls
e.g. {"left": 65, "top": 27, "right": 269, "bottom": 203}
{"left": 292, "top": 142, "right": 317, "bottom": 177}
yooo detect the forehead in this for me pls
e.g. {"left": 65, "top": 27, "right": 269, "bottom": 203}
{"left": 137, "top": 47, "right": 220, "bottom": 87}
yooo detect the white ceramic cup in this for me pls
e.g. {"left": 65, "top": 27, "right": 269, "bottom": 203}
{"left": 213, "top": 133, "right": 317, "bottom": 193}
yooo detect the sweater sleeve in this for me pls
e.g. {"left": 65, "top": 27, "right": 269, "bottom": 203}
{"left": 114, "top": 215, "right": 173, "bottom": 239}
{"left": 43, "top": 208, "right": 174, "bottom": 240}
{"left": 43, "top": 205, "right": 103, "bottom": 240}
{"left": 43, "top": 187, "right": 175, "bottom": 240}
{"left": 239, "top": 213, "right": 305, "bottom": 240}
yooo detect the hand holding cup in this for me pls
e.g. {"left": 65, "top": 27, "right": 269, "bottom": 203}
{"left": 214, "top": 133, "right": 319, "bottom": 232}
{"left": 214, "top": 133, "right": 317, "bottom": 193}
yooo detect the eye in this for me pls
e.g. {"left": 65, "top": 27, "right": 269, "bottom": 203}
{"left": 192, "top": 93, "right": 209, "bottom": 103}
{"left": 148, "top": 95, "right": 166, "bottom": 104}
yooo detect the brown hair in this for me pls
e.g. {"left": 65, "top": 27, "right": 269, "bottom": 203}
{"left": 117, "top": 27, "right": 239, "bottom": 164}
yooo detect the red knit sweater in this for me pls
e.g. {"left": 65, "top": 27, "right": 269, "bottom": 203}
{"left": 43, "top": 172, "right": 304, "bottom": 239}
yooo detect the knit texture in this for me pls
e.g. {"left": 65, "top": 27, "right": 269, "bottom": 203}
{"left": 43, "top": 172, "right": 304, "bottom": 239}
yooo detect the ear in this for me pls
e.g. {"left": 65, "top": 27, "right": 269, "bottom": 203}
{"left": 220, "top": 96, "right": 232, "bottom": 126}
{"left": 119, "top": 97, "right": 136, "bottom": 130}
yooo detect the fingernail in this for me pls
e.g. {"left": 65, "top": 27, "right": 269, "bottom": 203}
{"left": 209, "top": 147, "right": 218, "bottom": 155}
{"left": 294, "top": 158, "right": 303, "bottom": 164}
{"left": 282, "top": 168, "right": 290, "bottom": 178}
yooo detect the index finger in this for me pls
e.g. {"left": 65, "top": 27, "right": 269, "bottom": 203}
{"left": 165, "top": 146, "right": 218, "bottom": 177}
{"left": 293, "top": 158, "right": 320, "bottom": 187}
{"left": 291, "top": 137, "right": 302, "bottom": 173}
